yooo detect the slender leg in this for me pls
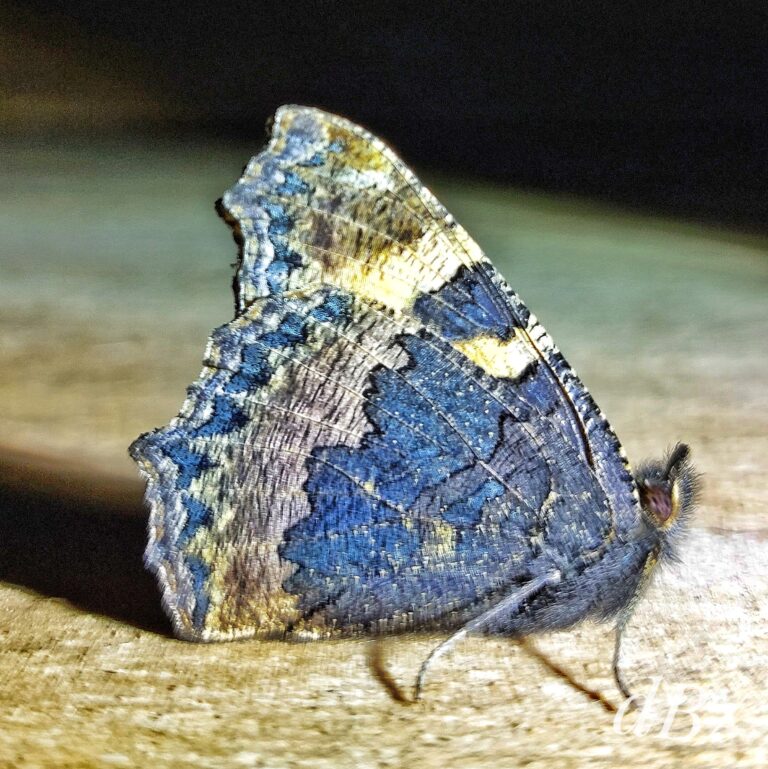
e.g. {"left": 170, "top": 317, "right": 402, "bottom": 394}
{"left": 612, "top": 548, "right": 660, "bottom": 708}
{"left": 413, "top": 570, "right": 561, "bottom": 701}
{"left": 612, "top": 616, "right": 634, "bottom": 701}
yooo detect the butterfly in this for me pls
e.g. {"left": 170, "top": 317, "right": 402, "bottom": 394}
{"left": 130, "top": 105, "right": 698, "bottom": 702}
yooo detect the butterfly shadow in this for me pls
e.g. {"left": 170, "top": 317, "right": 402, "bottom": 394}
{"left": 0, "top": 449, "right": 173, "bottom": 637}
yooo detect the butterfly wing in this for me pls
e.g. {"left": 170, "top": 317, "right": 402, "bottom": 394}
{"left": 130, "top": 106, "right": 643, "bottom": 641}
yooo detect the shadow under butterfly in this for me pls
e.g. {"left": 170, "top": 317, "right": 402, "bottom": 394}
{"left": 129, "top": 105, "right": 699, "bottom": 705}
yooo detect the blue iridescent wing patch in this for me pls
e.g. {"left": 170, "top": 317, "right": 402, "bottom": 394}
{"left": 130, "top": 105, "right": 656, "bottom": 644}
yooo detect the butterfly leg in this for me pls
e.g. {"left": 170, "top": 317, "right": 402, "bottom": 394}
{"left": 413, "top": 569, "right": 562, "bottom": 701}
{"left": 612, "top": 548, "right": 661, "bottom": 709}
{"left": 613, "top": 619, "right": 634, "bottom": 702}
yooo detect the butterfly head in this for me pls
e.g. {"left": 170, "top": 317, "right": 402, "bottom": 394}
{"left": 635, "top": 443, "right": 700, "bottom": 560}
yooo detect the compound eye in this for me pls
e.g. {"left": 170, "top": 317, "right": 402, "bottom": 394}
{"left": 639, "top": 480, "right": 680, "bottom": 526}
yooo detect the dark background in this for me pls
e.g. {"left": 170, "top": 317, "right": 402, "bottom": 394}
{"left": 5, "top": 1, "right": 768, "bottom": 228}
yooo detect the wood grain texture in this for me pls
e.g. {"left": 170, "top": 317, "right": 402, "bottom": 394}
{"left": 1, "top": 143, "right": 766, "bottom": 768}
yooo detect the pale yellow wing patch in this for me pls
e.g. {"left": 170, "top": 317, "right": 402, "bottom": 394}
{"left": 451, "top": 329, "right": 538, "bottom": 379}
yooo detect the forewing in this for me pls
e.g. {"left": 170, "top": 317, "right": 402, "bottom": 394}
{"left": 131, "top": 106, "right": 641, "bottom": 640}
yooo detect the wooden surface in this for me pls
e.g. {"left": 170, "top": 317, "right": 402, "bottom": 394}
{"left": 1, "top": 142, "right": 767, "bottom": 768}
